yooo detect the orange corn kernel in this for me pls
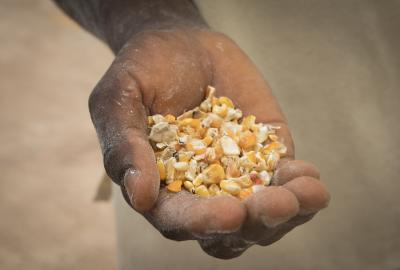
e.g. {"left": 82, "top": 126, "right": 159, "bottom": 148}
{"left": 167, "top": 180, "right": 183, "bottom": 192}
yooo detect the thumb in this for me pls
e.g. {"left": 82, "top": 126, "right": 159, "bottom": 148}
{"left": 89, "top": 63, "right": 159, "bottom": 213}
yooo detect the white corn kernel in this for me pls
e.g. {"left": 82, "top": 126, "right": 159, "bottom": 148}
{"left": 259, "top": 170, "right": 271, "bottom": 185}
{"left": 173, "top": 161, "right": 189, "bottom": 171}
{"left": 149, "top": 122, "right": 177, "bottom": 143}
{"left": 220, "top": 135, "right": 240, "bottom": 156}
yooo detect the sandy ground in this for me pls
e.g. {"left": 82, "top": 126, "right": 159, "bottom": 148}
{"left": 1, "top": 1, "right": 399, "bottom": 270}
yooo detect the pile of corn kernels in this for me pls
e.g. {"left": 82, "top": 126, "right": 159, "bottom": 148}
{"left": 148, "top": 86, "right": 287, "bottom": 200}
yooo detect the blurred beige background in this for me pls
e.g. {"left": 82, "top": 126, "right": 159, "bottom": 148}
{"left": 0, "top": 1, "right": 399, "bottom": 270}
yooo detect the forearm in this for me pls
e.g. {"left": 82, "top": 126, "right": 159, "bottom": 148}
{"left": 54, "top": 0, "right": 208, "bottom": 53}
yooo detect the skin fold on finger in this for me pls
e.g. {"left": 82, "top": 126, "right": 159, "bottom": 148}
{"left": 273, "top": 160, "right": 321, "bottom": 185}
{"left": 144, "top": 190, "right": 246, "bottom": 241}
{"left": 241, "top": 186, "right": 299, "bottom": 242}
{"left": 283, "top": 176, "right": 331, "bottom": 215}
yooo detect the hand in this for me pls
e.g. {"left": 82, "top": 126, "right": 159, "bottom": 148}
{"left": 89, "top": 29, "right": 330, "bottom": 259}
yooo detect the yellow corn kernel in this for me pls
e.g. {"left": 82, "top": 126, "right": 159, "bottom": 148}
{"left": 214, "top": 142, "right": 224, "bottom": 159}
{"left": 195, "top": 185, "right": 210, "bottom": 197}
{"left": 167, "top": 180, "right": 182, "bottom": 192}
{"left": 268, "top": 134, "right": 278, "bottom": 141}
{"left": 178, "top": 152, "right": 192, "bottom": 162}
{"left": 210, "top": 117, "right": 223, "bottom": 128}
{"left": 157, "top": 159, "right": 166, "bottom": 180}
{"left": 203, "top": 164, "right": 225, "bottom": 184}
{"left": 203, "top": 135, "right": 213, "bottom": 146}
{"left": 174, "top": 170, "right": 186, "bottom": 181}
{"left": 147, "top": 116, "right": 154, "bottom": 126}
{"left": 235, "top": 175, "right": 253, "bottom": 188}
{"left": 183, "top": 181, "right": 195, "bottom": 193}
{"left": 246, "top": 151, "right": 257, "bottom": 164}
{"left": 196, "top": 127, "right": 207, "bottom": 138}
{"left": 164, "top": 114, "right": 176, "bottom": 123}
{"left": 226, "top": 161, "right": 240, "bottom": 178}
{"left": 212, "top": 96, "right": 220, "bottom": 106}
{"left": 242, "top": 115, "right": 256, "bottom": 131}
{"left": 226, "top": 129, "right": 236, "bottom": 139}
{"left": 262, "top": 141, "right": 286, "bottom": 155}
{"left": 179, "top": 118, "right": 201, "bottom": 130}
{"left": 220, "top": 180, "right": 241, "bottom": 195}
{"left": 209, "top": 184, "right": 221, "bottom": 196}
{"left": 239, "top": 130, "right": 257, "bottom": 149}
{"left": 212, "top": 104, "right": 228, "bottom": 118}
{"left": 218, "top": 96, "right": 234, "bottom": 108}
{"left": 193, "top": 173, "right": 206, "bottom": 187}
{"left": 238, "top": 188, "right": 253, "bottom": 200}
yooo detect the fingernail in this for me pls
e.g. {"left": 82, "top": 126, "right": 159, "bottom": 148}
{"left": 123, "top": 168, "right": 140, "bottom": 206}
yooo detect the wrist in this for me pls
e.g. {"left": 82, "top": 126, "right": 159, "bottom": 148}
{"left": 100, "top": 1, "right": 209, "bottom": 53}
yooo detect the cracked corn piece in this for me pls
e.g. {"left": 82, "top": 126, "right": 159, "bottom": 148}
{"left": 147, "top": 85, "right": 287, "bottom": 200}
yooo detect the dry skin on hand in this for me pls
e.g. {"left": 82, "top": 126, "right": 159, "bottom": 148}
{"left": 148, "top": 86, "right": 287, "bottom": 200}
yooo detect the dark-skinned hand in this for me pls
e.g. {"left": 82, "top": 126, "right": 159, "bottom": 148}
{"left": 89, "top": 29, "right": 330, "bottom": 259}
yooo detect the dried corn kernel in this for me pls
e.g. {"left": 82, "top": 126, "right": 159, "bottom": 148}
{"left": 174, "top": 161, "right": 189, "bottom": 171}
{"left": 195, "top": 185, "right": 210, "bottom": 197}
{"left": 268, "top": 134, "right": 278, "bottom": 142}
{"left": 148, "top": 85, "right": 286, "bottom": 199}
{"left": 183, "top": 181, "right": 195, "bottom": 193}
{"left": 242, "top": 115, "right": 256, "bottom": 131}
{"left": 203, "top": 135, "right": 213, "bottom": 146}
{"left": 212, "top": 104, "right": 228, "bottom": 118}
{"left": 226, "top": 160, "right": 240, "bottom": 178}
{"left": 239, "top": 130, "right": 257, "bottom": 149}
{"left": 220, "top": 180, "right": 241, "bottom": 195}
{"left": 167, "top": 180, "right": 182, "bottom": 192}
{"left": 193, "top": 173, "right": 206, "bottom": 187}
{"left": 203, "top": 164, "right": 225, "bottom": 184}
{"left": 186, "top": 139, "right": 206, "bottom": 155}
{"left": 238, "top": 188, "right": 253, "bottom": 200}
{"left": 218, "top": 96, "right": 234, "bottom": 108}
{"left": 157, "top": 159, "right": 166, "bottom": 180}
{"left": 149, "top": 122, "right": 177, "bottom": 143}
{"left": 265, "top": 150, "right": 280, "bottom": 171}
{"left": 231, "top": 175, "right": 253, "bottom": 188}
{"left": 220, "top": 135, "right": 240, "bottom": 156}
{"left": 208, "top": 183, "right": 221, "bottom": 196}
{"left": 164, "top": 114, "right": 176, "bottom": 123}
{"left": 148, "top": 116, "right": 154, "bottom": 125}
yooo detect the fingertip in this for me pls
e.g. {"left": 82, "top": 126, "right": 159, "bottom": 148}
{"left": 246, "top": 186, "right": 299, "bottom": 228}
{"left": 283, "top": 176, "right": 330, "bottom": 215}
{"left": 124, "top": 168, "right": 160, "bottom": 213}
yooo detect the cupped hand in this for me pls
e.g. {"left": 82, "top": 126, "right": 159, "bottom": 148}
{"left": 89, "top": 29, "right": 330, "bottom": 259}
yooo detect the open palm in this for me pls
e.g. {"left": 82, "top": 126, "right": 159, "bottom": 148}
{"left": 89, "top": 29, "right": 330, "bottom": 259}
